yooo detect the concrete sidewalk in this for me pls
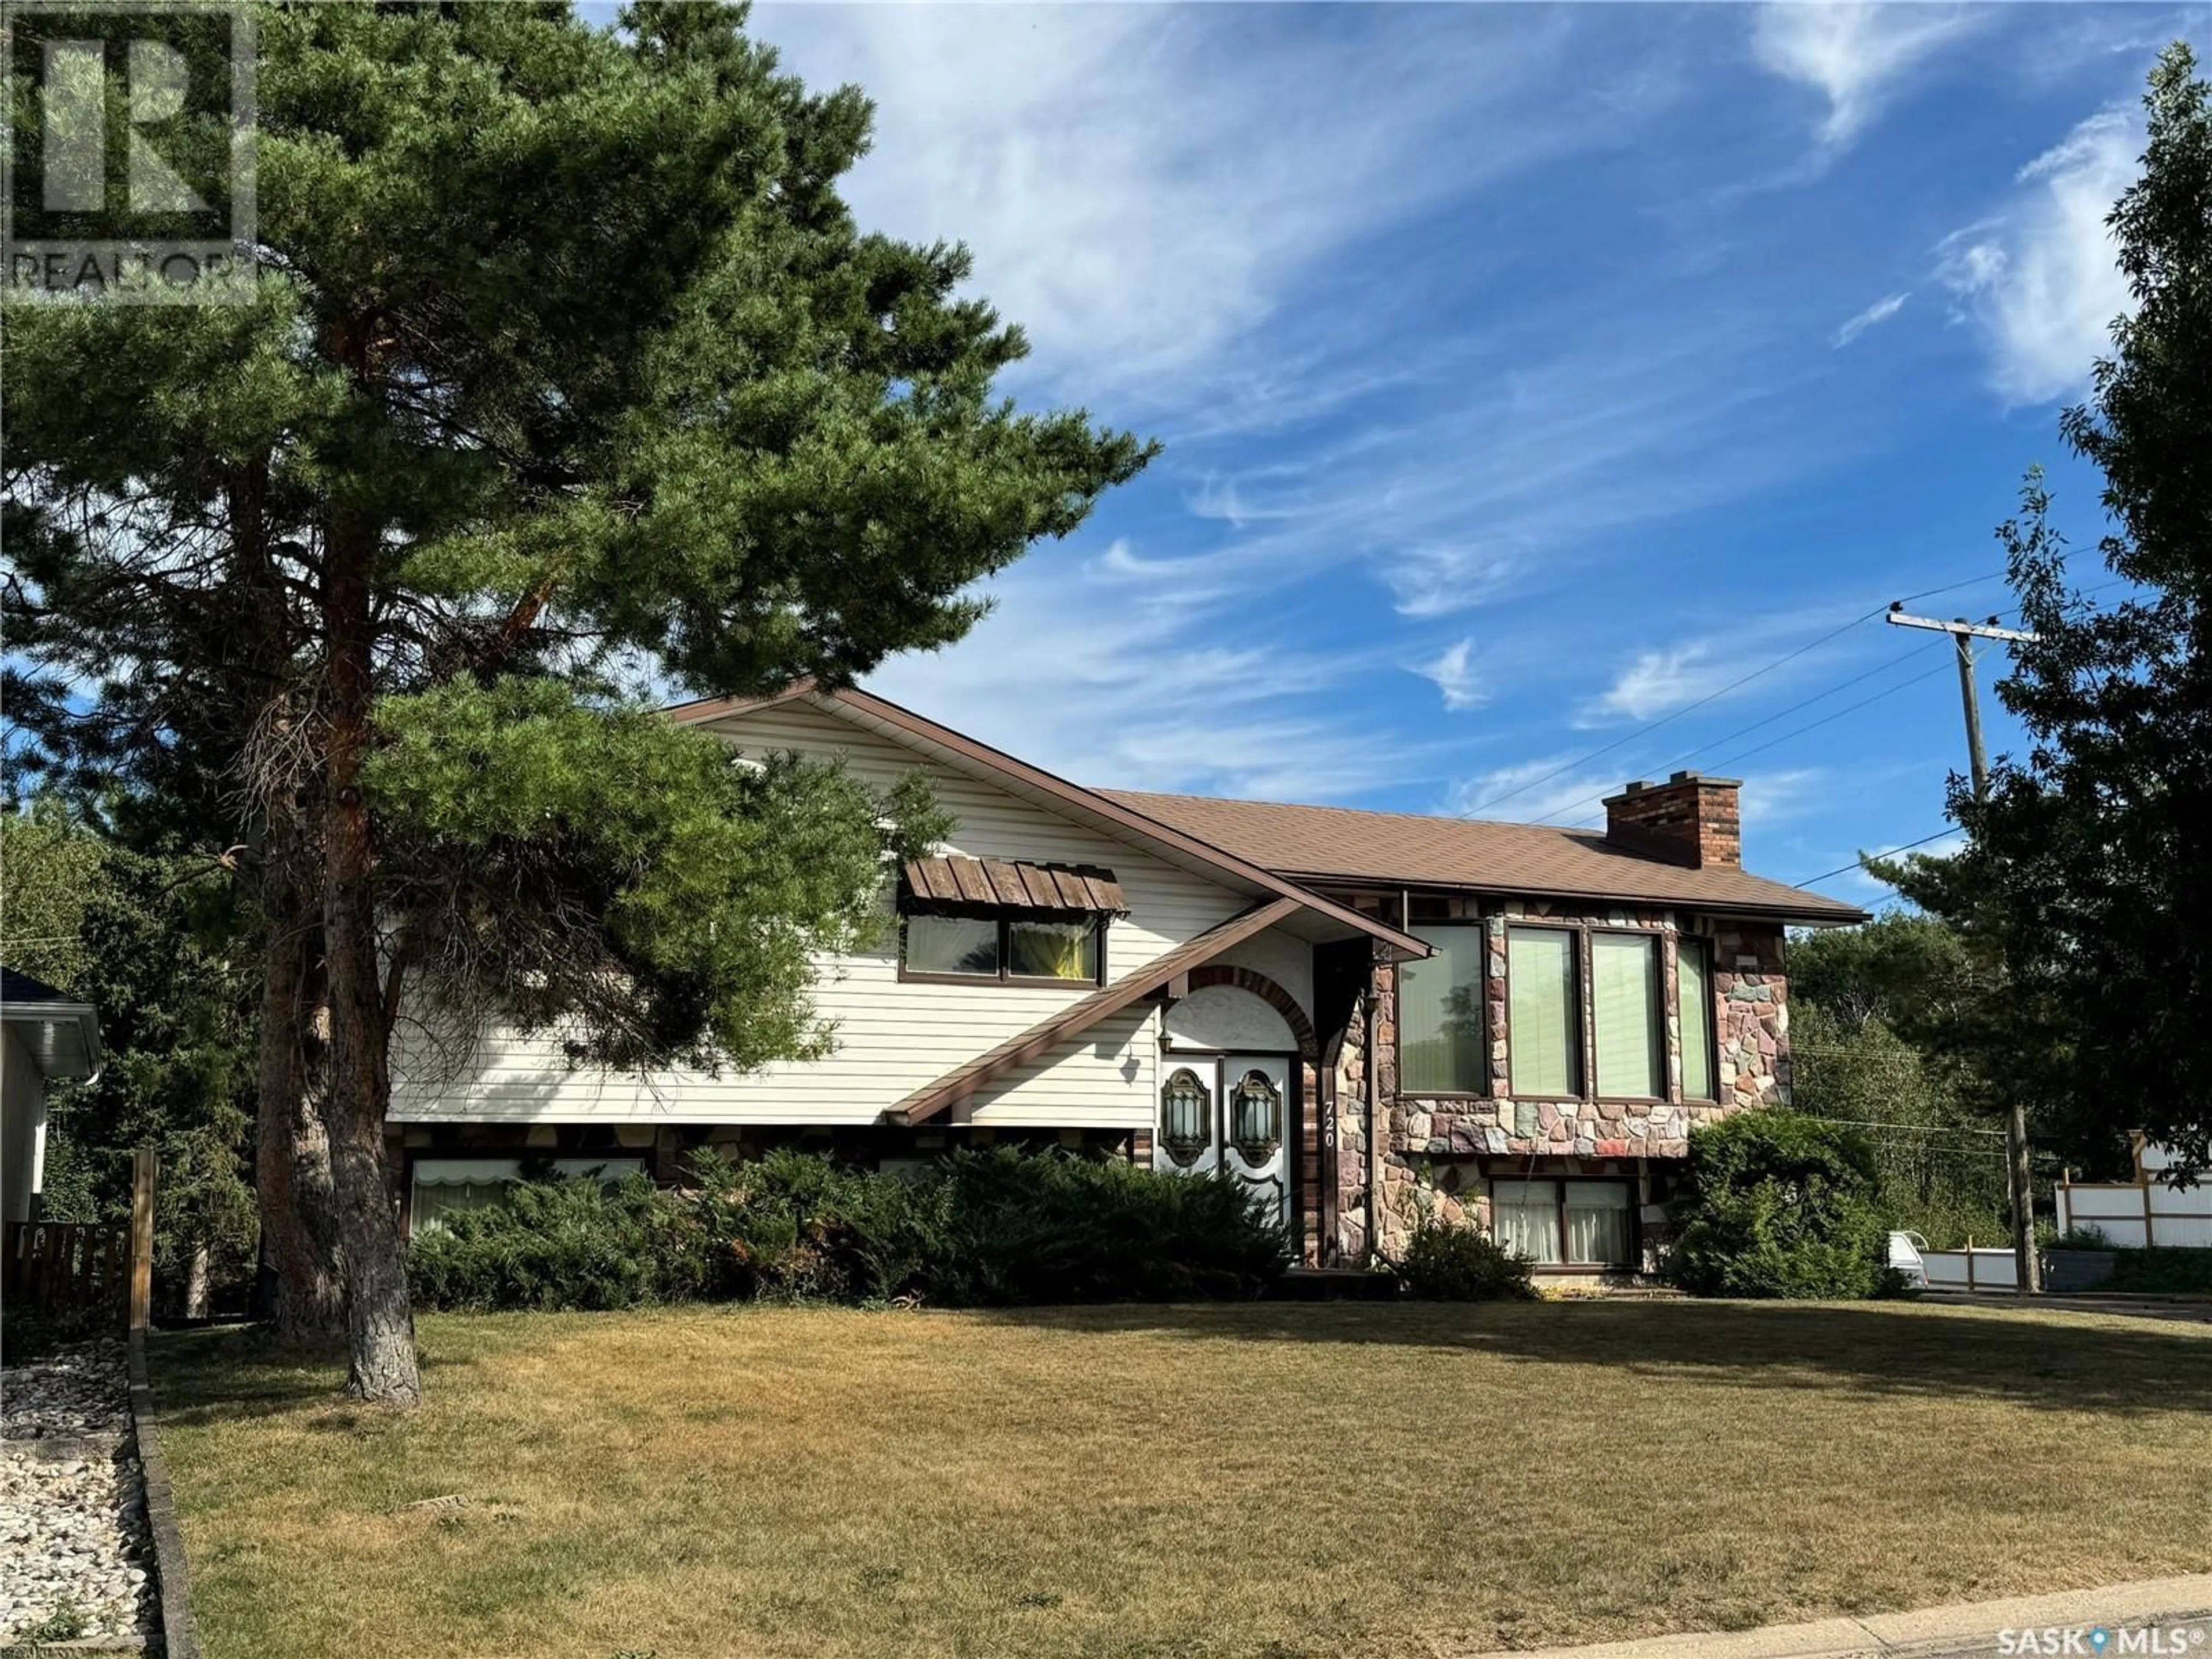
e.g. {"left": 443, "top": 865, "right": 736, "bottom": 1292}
{"left": 1455, "top": 1574, "right": 2212, "bottom": 1659}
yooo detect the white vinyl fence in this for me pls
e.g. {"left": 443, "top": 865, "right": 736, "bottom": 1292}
{"left": 2056, "top": 1181, "right": 2212, "bottom": 1249}
{"left": 1918, "top": 1248, "right": 2021, "bottom": 1291}
{"left": 2055, "top": 1142, "right": 2212, "bottom": 1249}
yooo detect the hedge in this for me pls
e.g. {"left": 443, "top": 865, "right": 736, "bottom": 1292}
{"left": 406, "top": 1146, "right": 1290, "bottom": 1312}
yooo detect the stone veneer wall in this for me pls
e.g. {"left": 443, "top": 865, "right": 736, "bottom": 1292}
{"left": 1338, "top": 899, "right": 1790, "bottom": 1264}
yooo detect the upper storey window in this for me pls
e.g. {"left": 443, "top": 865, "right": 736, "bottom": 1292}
{"left": 898, "top": 857, "right": 1123, "bottom": 986}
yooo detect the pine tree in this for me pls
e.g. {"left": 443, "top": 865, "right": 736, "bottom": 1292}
{"left": 4, "top": 1, "right": 1152, "bottom": 1403}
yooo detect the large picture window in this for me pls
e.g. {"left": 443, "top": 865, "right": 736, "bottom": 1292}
{"left": 902, "top": 912, "right": 1104, "bottom": 984}
{"left": 1508, "top": 927, "right": 1582, "bottom": 1097}
{"left": 1490, "top": 1179, "right": 1633, "bottom": 1267}
{"left": 1591, "top": 933, "right": 1663, "bottom": 1099}
{"left": 1400, "top": 926, "right": 1486, "bottom": 1093}
{"left": 1678, "top": 938, "right": 1717, "bottom": 1101}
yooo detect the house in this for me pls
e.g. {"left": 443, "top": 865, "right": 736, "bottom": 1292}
{"left": 2, "top": 967, "right": 104, "bottom": 1223}
{"left": 388, "top": 687, "right": 1865, "bottom": 1277}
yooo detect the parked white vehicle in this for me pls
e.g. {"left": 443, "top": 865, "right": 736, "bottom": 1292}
{"left": 1888, "top": 1230, "right": 1929, "bottom": 1289}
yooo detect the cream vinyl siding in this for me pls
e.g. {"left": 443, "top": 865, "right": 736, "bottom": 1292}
{"left": 388, "top": 698, "right": 1248, "bottom": 1127}
{"left": 1213, "top": 929, "right": 1316, "bottom": 1024}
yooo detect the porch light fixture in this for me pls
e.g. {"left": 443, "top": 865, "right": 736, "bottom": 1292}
{"left": 1229, "top": 1069, "right": 1281, "bottom": 1165}
{"left": 1160, "top": 1067, "right": 1211, "bottom": 1167}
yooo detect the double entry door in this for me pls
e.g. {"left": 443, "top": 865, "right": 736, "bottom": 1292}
{"left": 1152, "top": 1050, "right": 1293, "bottom": 1234}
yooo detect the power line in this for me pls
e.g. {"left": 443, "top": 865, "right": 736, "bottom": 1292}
{"left": 1454, "top": 569, "right": 2009, "bottom": 820}
{"left": 1545, "top": 638, "right": 1955, "bottom": 829}
{"left": 1702, "top": 655, "right": 1960, "bottom": 773}
{"left": 1793, "top": 827, "right": 1957, "bottom": 887}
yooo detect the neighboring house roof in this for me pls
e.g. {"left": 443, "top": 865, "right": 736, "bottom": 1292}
{"left": 668, "top": 685, "right": 1431, "bottom": 960}
{"left": 0, "top": 967, "right": 104, "bottom": 1080}
{"left": 890, "top": 897, "right": 1302, "bottom": 1126}
{"left": 1099, "top": 790, "right": 1868, "bottom": 924}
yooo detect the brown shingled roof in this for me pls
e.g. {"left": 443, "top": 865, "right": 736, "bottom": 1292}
{"left": 1097, "top": 790, "right": 1866, "bottom": 923}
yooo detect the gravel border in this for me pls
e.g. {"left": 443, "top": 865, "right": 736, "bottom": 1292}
{"left": 1, "top": 1336, "right": 152, "bottom": 1649}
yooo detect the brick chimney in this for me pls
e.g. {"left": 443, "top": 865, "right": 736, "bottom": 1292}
{"left": 1603, "top": 771, "right": 1741, "bottom": 869}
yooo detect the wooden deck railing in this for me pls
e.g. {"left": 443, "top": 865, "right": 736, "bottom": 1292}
{"left": 3, "top": 1218, "right": 131, "bottom": 1316}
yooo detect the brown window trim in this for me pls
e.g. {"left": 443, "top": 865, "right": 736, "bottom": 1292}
{"left": 1503, "top": 922, "right": 1584, "bottom": 1101}
{"left": 896, "top": 911, "right": 1111, "bottom": 988}
{"left": 1676, "top": 933, "right": 1721, "bottom": 1104}
{"left": 1488, "top": 1175, "right": 1638, "bottom": 1269}
{"left": 1395, "top": 918, "right": 1488, "bottom": 1098}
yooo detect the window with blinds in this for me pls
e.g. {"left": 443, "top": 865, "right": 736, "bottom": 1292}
{"left": 1678, "top": 939, "right": 1717, "bottom": 1101}
{"left": 1592, "top": 933, "right": 1662, "bottom": 1099}
{"left": 1401, "top": 926, "right": 1485, "bottom": 1093}
{"left": 1507, "top": 927, "right": 1581, "bottom": 1097}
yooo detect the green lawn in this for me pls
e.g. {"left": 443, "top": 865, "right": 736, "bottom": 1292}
{"left": 151, "top": 1300, "right": 2212, "bottom": 1659}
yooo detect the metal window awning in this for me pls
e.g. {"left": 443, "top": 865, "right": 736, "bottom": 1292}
{"left": 902, "top": 856, "right": 1127, "bottom": 915}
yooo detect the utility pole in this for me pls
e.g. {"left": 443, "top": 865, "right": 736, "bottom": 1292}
{"left": 1887, "top": 605, "right": 2041, "bottom": 1295}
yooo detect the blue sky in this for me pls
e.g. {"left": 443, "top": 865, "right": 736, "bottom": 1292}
{"left": 749, "top": 2, "right": 2211, "bottom": 904}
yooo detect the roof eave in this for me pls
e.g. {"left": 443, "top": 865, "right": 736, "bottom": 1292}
{"left": 0, "top": 1001, "right": 104, "bottom": 1080}
{"left": 1277, "top": 870, "right": 1868, "bottom": 928}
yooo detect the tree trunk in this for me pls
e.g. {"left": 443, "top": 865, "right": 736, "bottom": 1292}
{"left": 185, "top": 1242, "right": 211, "bottom": 1321}
{"left": 236, "top": 454, "right": 347, "bottom": 1339}
{"left": 321, "top": 493, "right": 421, "bottom": 1408}
{"left": 255, "top": 829, "right": 345, "bottom": 1339}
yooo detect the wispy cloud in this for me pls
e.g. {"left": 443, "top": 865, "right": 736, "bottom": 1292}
{"left": 757, "top": 5, "right": 1620, "bottom": 415}
{"left": 1445, "top": 756, "right": 1629, "bottom": 827}
{"left": 1579, "top": 643, "right": 1741, "bottom": 726}
{"left": 1934, "top": 107, "right": 2138, "bottom": 406}
{"left": 1414, "top": 639, "right": 1486, "bottom": 712}
{"left": 1832, "top": 291, "right": 1909, "bottom": 348}
{"left": 865, "top": 543, "right": 1416, "bottom": 801}
{"left": 1738, "top": 768, "right": 1827, "bottom": 824}
{"left": 1751, "top": 2, "right": 1987, "bottom": 148}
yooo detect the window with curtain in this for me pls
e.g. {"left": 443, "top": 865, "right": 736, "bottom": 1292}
{"left": 1400, "top": 926, "right": 1485, "bottom": 1093}
{"left": 1491, "top": 1179, "right": 1562, "bottom": 1264}
{"left": 902, "top": 912, "right": 1105, "bottom": 984}
{"left": 903, "top": 914, "right": 1002, "bottom": 976}
{"left": 1678, "top": 939, "right": 1716, "bottom": 1101}
{"left": 1563, "top": 1182, "right": 1631, "bottom": 1264}
{"left": 1591, "top": 933, "right": 1662, "bottom": 1099}
{"left": 1490, "top": 1180, "right": 1633, "bottom": 1267}
{"left": 1008, "top": 918, "right": 1100, "bottom": 981}
{"left": 1508, "top": 928, "right": 1581, "bottom": 1096}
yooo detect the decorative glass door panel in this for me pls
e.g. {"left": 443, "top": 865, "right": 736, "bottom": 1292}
{"left": 1154, "top": 1051, "right": 1291, "bottom": 1236}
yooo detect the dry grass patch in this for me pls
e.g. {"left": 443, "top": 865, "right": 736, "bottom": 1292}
{"left": 151, "top": 1300, "right": 2212, "bottom": 1659}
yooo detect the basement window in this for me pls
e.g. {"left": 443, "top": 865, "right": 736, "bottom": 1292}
{"left": 1491, "top": 1179, "right": 1632, "bottom": 1268}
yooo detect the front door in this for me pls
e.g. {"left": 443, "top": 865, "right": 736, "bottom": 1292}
{"left": 1154, "top": 1051, "right": 1293, "bottom": 1236}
